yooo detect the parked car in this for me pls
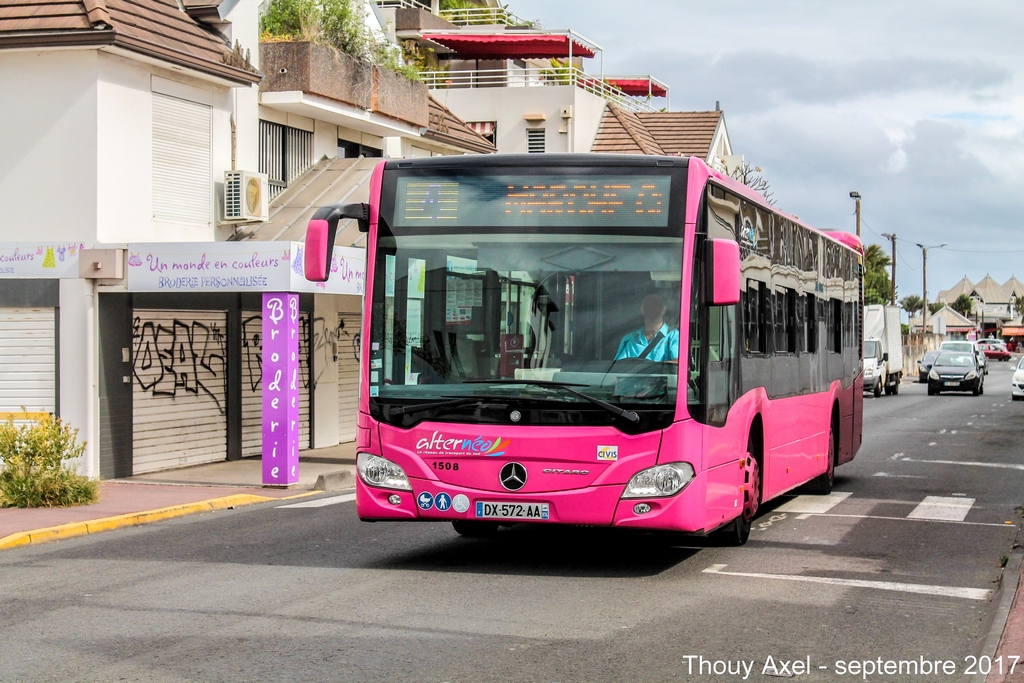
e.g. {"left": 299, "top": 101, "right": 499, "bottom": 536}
{"left": 1012, "top": 356, "right": 1024, "bottom": 401}
{"left": 978, "top": 341, "right": 1011, "bottom": 361}
{"left": 940, "top": 340, "right": 988, "bottom": 374}
{"left": 917, "top": 350, "right": 941, "bottom": 383}
{"left": 927, "top": 351, "right": 984, "bottom": 396}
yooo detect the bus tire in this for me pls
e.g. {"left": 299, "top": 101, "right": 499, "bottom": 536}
{"left": 451, "top": 521, "right": 499, "bottom": 538}
{"left": 805, "top": 425, "right": 836, "bottom": 495}
{"left": 716, "top": 438, "right": 762, "bottom": 547}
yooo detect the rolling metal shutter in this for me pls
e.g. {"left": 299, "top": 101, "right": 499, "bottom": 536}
{"left": 0, "top": 308, "right": 55, "bottom": 414}
{"left": 241, "top": 311, "right": 311, "bottom": 457}
{"left": 153, "top": 92, "right": 212, "bottom": 226}
{"left": 132, "top": 310, "right": 227, "bottom": 474}
{"left": 337, "top": 312, "right": 361, "bottom": 442}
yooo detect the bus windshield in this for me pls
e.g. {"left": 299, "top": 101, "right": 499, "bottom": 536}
{"left": 367, "top": 171, "right": 683, "bottom": 429}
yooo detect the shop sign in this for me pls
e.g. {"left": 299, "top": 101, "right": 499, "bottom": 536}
{"left": 126, "top": 242, "right": 364, "bottom": 294}
{"left": 262, "top": 292, "right": 300, "bottom": 486}
{"left": 0, "top": 242, "right": 83, "bottom": 279}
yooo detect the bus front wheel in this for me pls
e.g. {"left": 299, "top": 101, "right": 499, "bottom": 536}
{"left": 717, "top": 448, "right": 761, "bottom": 546}
{"left": 805, "top": 427, "right": 836, "bottom": 495}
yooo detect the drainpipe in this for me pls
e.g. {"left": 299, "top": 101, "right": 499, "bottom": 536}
{"left": 85, "top": 281, "right": 98, "bottom": 479}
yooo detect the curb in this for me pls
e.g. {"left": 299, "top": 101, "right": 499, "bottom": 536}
{"left": 314, "top": 469, "right": 355, "bottom": 491}
{"left": 969, "top": 545, "right": 1024, "bottom": 683}
{"left": 0, "top": 490, "right": 316, "bottom": 551}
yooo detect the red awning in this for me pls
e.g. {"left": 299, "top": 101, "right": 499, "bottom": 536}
{"left": 423, "top": 33, "right": 596, "bottom": 59}
{"left": 606, "top": 78, "right": 668, "bottom": 98}
{"left": 1002, "top": 327, "right": 1024, "bottom": 336}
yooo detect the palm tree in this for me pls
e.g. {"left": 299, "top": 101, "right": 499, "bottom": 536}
{"left": 900, "top": 294, "right": 923, "bottom": 318}
{"left": 951, "top": 294, "right": 973, "bottom": 317}
{"left": 863, "top": 244, "right": 892, "bottom": 305}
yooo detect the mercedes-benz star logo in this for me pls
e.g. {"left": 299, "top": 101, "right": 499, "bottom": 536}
{"left": 499, "top": 462, "right": 527, "bottom": 491}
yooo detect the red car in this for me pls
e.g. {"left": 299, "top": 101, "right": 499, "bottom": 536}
{"left": 978, "top": 342, "right": 1011, "bottom": 361}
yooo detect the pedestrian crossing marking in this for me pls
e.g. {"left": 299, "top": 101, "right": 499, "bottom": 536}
{"left": 907, "top": 496, "right": 975, "bottom": 521}
{"left": 775, "top": 491, "right": 852, "bottom": 515}
{"left": 703, "top": 564, "right": 992, "bottom": 601}
{"left": 278, "top": 493, "right": 356, "bottom": 508}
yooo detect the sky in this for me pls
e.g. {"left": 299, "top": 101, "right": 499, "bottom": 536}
{"left": 511, "top": 0, "right": 1024, "bottom": 301}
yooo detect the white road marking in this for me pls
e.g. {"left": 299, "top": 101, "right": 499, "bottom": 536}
{"left": 789, "top": 512, "right": 1011, "bottom": 528}
{"left": 278, "top": 493, "right": 356, "bottom": 508}
{"left": 872, "top": 472, "right": 926, "bottom": 479}
{"left": 903, "top": 457, "right": 1024, "bottom": 471}
{"left": 702, "top": 564, "right": 993, "bottom": 601}
{"left": 774, "top": 491, "right": 852, "bottom": 515}
{"left": 907, "top": 496, "right": 975, "bottom": 521}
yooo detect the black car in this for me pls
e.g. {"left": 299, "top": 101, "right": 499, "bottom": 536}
{"left": 918, "top": 349, "right": 941, "bottom": 383}
{"left": 927, "top": 352, "right": 984, "bottom": 396}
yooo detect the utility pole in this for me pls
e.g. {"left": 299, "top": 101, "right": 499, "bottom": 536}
{"left": 850, "top": 191, "right": 862, "bottom": 238}
{"left": 881, "top": 232, "right": 896, "bottom": 305}
{"left": 916, "top": 242, "right": 947, "bottom": 333}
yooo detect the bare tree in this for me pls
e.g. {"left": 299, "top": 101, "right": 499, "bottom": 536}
{"left": 730, "top": 162, "right": 775, "bottom": 205}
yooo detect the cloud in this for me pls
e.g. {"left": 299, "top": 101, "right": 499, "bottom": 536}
{"left": 508, "top": 0, "right": 1024, "bottom": 289}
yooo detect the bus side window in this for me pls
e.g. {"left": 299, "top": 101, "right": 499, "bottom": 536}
{"left": 705, "top": 304, "right": 736, "bottom": 426}
{"left": 830, "top": 298, "right": 843, "bottom": 353}
{"left": 806, "top": 295, "right": 817, "bottom": 353}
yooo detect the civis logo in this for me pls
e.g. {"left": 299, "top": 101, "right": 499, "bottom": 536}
{"left": 415, "top": 431, "right": 510, "bottom": 457}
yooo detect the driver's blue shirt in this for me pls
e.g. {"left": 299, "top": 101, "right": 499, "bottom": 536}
{"left": 614, "top": 323, "right": 679, "bottom": 362}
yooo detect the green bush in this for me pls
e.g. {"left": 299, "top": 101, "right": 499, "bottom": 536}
{"left": 0, "top": 414, "right": 97, "bottom": 508}
{"left": 261, "top": 0, "right": 420, "bottom": 80}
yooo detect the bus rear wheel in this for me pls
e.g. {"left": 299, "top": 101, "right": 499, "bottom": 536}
{"left": 805, "top": 427, "right": 835, "bottom": 495}
{"left": 451, "top": 521, "right": 499, "bottom": 538}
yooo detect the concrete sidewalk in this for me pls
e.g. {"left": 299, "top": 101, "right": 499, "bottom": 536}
{"left": 988, "top": 551, "right": 1024, "bottom": 683}
{"left": 0, "top": 481, "right": 312, "bottom": 550}
{"left": 0, "top": 443, "right": 358, "bottom": 551}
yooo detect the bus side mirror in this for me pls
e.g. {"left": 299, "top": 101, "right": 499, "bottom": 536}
{"left": 705, "top": 238, "right": 740, "bottom": 306}
{"left": 303, "top": 203, "right": 368, "bottom": 282}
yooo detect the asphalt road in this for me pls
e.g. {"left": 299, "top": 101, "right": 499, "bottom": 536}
{"left": 3, "top": 360, "right": 1024, "bottom": 683}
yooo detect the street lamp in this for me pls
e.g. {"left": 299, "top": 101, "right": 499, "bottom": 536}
{"left": 880, "top": 232, "right": 897, "bottom": 306}
{"left": 849, "top": 191, "right": 861, "bottom": 238}
{"left": 916, "top": 242, "right": 947, "bottom": 332}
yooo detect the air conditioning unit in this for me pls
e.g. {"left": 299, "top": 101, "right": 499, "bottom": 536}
{"left": 224, "top": 170, "right": 269, "bottom": 222}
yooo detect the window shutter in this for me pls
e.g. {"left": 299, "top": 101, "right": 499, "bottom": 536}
{"left": 527, "top": 128, "right": 546, "bottom": 153}
{"left": 153, "top": 92, "right": 212, "bottom": 226}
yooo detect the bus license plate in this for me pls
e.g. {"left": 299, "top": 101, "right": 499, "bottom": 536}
{"left": 475, "top": 501, "right": 549, "bottom": 520}
{"left": 945, "top": 381, "right": 960, "bottom": 386}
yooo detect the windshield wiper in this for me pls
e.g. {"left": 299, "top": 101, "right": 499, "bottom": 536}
{"left": 385, "top": 396, "right": 515, "bottom": 419}
{"left": 386, "top": 397, "right": 481, "bottom": 418}
{"left": 464, "top": 379, "right": 640, "bottom": 423}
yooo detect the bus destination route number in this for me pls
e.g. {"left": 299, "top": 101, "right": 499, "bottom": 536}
{"left": 475, "top": 501, "right": 550, "bottom": 520}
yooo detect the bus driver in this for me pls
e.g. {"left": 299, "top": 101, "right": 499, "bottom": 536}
{"left": 614, "top": 293, "right": 680, "bottom": 363}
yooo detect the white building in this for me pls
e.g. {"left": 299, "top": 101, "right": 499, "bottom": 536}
{"left": 0, "top": 0, "right": 491, "bottom": 478}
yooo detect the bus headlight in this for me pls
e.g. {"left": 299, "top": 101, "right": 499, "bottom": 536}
{"left": 622, "top": 462, "right": 695, "bottom": 498}
{"left": 357, "top": 453, "right": 411, "bottom": 490}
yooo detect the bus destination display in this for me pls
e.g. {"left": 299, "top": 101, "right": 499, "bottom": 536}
{"left": 394, "top": 175, "right": 671, "bottom": 228}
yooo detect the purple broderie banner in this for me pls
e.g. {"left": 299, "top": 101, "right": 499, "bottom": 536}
{"left": 262, "top": 292, "right": 300, "bottom": 486}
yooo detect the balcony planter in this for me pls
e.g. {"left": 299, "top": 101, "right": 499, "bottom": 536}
{"left": 373, "top": 65, "right": 428, "bottom": 128}
{"left": 260, "top": 41, "right": 429, "bottom": 129}
{"left": 260, "top": 41, "right": 372, "bottom": 110}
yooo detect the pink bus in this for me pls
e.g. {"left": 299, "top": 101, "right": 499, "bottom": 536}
{"left": 305, "top": 154, "right": 863, "bottom": 544}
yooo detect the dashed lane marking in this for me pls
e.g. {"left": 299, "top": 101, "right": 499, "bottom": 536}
{"left": 702, "top": 564, "right": 993, "bottom": 601}
{"left": 902, "top": 457, "right": 1024, "bottom": 471}
{"left": 907, "top": 495, "right": 975, "bottom": 521}
{"left": 277, "top": 493, "right": 356, "bottom": 508}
